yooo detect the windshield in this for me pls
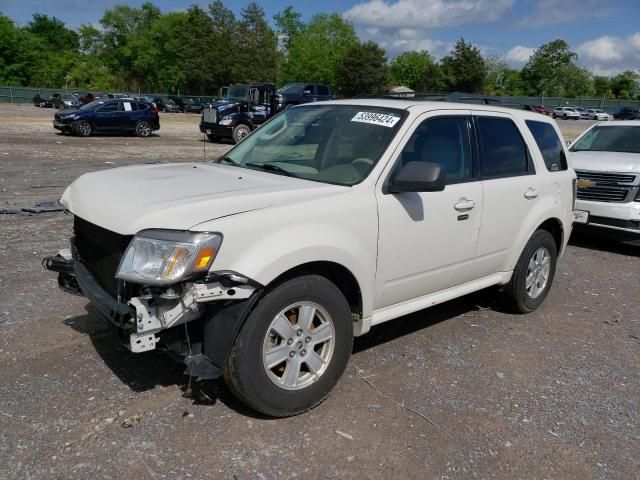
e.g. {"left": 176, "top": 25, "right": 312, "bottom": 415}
{"left": 571, "top": 125, "right": 640, "bottom": 154}
{"left": 62, "top": 94, "right": 75, "bottom": 100}
{"left": 278, "top": 83, "right": 302, "bottom": 93}
{"left": 217, "top": 105, "right": 405, "bottom": 186}
{"left": 226, "top": 86, "right": 248, "bottom": 102}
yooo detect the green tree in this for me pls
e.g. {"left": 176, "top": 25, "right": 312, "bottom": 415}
{"left": 283, "top": 13, "right": 358, "bottom": 90}
{"left": 27, "top": 14, "right": 78, "bottom": 52}
{"left": 441, "top": 38, "right": 486, "bottom": 93}
{"left": 236, "top": 2, "right": 278, "bottom": 84}
{"left": 274, "top": 6, "right": 303, "bottom": 55}
{"left": 562, "top": 64, "right": 595, "bottom": 98}
{"left": 389, "top": 50, "right": 443, "bottom": 92}
{"left": 521, "top": 39, "right": 577, "bottom": 96}
{"left": 336, "top": 40, "right": 389, "bottom": 96}
{"left": 593, "top": 76, "right": 612, "bottom": 98}
{"left": 610, "top": 71, "right": 639, "bottom": 99}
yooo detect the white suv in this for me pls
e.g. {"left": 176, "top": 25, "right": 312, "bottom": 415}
{"left": 45, "top": 100, "right": 577, "bottom": 417}
{"left": 553, "top": 107, "right": 581, "bottom": 120}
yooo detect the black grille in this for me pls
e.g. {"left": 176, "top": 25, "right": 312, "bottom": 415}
{"left": 73, "top": 216, "right": 132, "bottom": 298}
{"left": 576, "top": 170, "right": 637, "bottom": 203}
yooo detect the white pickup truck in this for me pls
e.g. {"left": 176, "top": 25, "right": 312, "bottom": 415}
{"left": 45, "top": 99, "right": 577, "bottom": 417}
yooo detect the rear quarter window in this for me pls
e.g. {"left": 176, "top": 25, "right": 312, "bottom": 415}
{"left": 525, "top": 120, "right": 568, "bottom": 172}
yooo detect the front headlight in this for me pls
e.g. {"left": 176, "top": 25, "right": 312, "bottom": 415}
{"left": 219, "top": 116, "right": 233, "bottom": 126}
{"left": 116, "top": 230, "right": 222, "bottom": 285}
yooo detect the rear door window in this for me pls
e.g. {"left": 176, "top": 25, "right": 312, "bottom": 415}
{"left": 476, "top": 116, "right": 532, "bottom": 178}
{"left": 317, "top": 85, "right": 330, "bottom": 96}
{"left": 525, "top": 120, "right": 567, "bottom": 171}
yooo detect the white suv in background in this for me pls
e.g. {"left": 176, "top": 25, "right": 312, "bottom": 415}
{"left": 45, "top": 100, "right": 577, "bottom": 417}
{"left": 553, "top": 107, "right": 581, "bottom": 120}
{"left": 570, "top": 120, "right": 640, "bottom": 240}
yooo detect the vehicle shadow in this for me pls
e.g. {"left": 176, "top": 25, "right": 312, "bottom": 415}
{"left": 63, "top": 289, "right": 498, "bottom": 418}
{"left": 569, "top": 229, "right": 639, "bottom": 257}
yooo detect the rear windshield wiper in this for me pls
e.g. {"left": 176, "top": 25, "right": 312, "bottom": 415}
{"left": 245, "top": 162, "right": 299, "bottom": 178}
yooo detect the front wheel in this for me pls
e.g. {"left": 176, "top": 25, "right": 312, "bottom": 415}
{"left": 74, "top": 120, "right": 92, "bottom": 137}
{"left": 232, "top": 123, "right": 251, "bottom": 143}
{"left": 224, "top": 275, "right": 353, "bottom": 417}
{"left": 501, "top": 230, "right": 558, "bottom": 313}
{"left": 135, "top": 121, "right": 152, "bottom": 137}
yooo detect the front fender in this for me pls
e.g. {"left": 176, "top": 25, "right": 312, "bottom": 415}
{"left": 194, "top": 202, "right": 378, "bottom": 317}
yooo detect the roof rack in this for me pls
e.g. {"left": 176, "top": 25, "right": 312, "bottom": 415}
{"left": 352, "top": 91, "right": 503, "bottom": 106}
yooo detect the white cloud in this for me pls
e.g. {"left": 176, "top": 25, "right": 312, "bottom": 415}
{"left": 343, "top": 0, "right": 511, "bottom": 58}
{"left": 576, "top": 32, "right": 640, "bottom": 76}
{"left": 343, "top": 0, "right": 514, "bottom": 29}
{"left": 505, "top": 45, "right": 535, "bottom": 65}
{"left": 519, "top": 0, "right": 613, "bottom": 26}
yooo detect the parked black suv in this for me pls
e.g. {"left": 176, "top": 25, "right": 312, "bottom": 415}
{"left": 275, "top": 83, "right": 333, "bottom": 110}
{"left": 53, "top": 99, "right": 160, "bottom": 137}
{"left": 613, "top": 107, "right": 640, "bottom": 120}
{"left": 33, "top": 94, "right": 53, "bottom": 108}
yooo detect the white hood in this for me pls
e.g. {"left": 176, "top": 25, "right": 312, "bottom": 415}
{"left": 61, "top": 163, "right": 346, "bottom": 234}
{"left": 570, "top": 151, "right": 640, "bottom": 174}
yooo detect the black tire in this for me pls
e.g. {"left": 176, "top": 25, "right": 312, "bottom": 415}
{"left": 563, "top": 114, "right": 567, "bottom": 120}
{"left": 224, "top": 275, "right": 353, "bottom": 417}
{"left": 552, "top": 113, "right": 557, "bottom": 119}
{"left": 232, "top": 123, "right": 251, "bottom": 143}
{"left": 502, "top": 230, "right": 558, "bottom": 313}
{"left": 206, "top": 133, "right": 219, "bottom": 142}
{"left": 74, "top": 120, "right": 92, "bottom": 137}
{"left": 135, "top": 121, "right": 152, "bottom": 137}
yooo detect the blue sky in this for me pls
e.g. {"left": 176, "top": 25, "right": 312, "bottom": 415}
{"left": 2, "top": 0, "right": 639, "bottom": 75}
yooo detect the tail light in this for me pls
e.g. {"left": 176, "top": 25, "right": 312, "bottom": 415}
{"left": 151, "top": 103, "right": 159, "bottom": 114}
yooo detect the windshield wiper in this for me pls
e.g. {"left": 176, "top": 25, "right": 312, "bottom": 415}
{"left": 245, "top": 162, "right": 299, "bottom": 178}
{"left": 218, "top": 156, "right": 239, "bottom": 165}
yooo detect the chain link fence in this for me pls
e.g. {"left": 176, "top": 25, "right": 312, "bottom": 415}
{"left": 2, "top": 85, "right": 639, "bottom": 112}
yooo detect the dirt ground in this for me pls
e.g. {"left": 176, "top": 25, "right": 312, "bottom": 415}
{"left": 0, "top": 104, "right": 638, "bottom": 480}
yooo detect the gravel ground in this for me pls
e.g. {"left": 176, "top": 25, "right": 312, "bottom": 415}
{"left": 0, "top": 105, "right": 638, "bottom": 480}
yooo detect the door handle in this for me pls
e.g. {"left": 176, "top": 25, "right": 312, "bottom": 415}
{"left": 454, "top": 199, "right": 475, "bottom": 212}
{"left": 524, "top": 188, "right": 539, "bottom": 200}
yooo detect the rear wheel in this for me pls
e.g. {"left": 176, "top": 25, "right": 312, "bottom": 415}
{"left": 74, "top": 120, "right": 92, "bottom": 137}
{"left": 563, "top": 114, "right": 568, "bottom": 120}
{"left": 502, "top": 230, "right": 558, "bottom": 313}
{"left": 135, "top": 121, "right": 152, "bottom": 137}
{"left": 224, "top": 275, "right": 353, "bottom": 417}
{"left": 552, "top": 113, "right": 557, "bottom": 119}
{"left": 232, "top": 123, "right": 251, "bottom": 143}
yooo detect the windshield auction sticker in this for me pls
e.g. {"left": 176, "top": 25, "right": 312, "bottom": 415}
{"left": 351, "top": 111, "right": 400, "bottom": 128}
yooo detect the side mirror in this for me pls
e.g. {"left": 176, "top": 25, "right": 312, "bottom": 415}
{"left": 388, "top": 161, "right": 445, "bottom": 193}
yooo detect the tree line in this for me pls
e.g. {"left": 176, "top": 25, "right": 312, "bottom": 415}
{"left": 0, "top": 2, "right": 638, "bottom": 99}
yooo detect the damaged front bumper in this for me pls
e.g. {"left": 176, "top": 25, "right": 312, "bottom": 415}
{"left": 44, "top": 250, "right": 261, "bottom": 379}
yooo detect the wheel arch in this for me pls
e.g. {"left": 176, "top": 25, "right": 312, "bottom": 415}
{"left": 536, "top": 217, "right": 564, "bottom": 256}
{"left": 266, "top": 261, "right": 363, "bottom": 319}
